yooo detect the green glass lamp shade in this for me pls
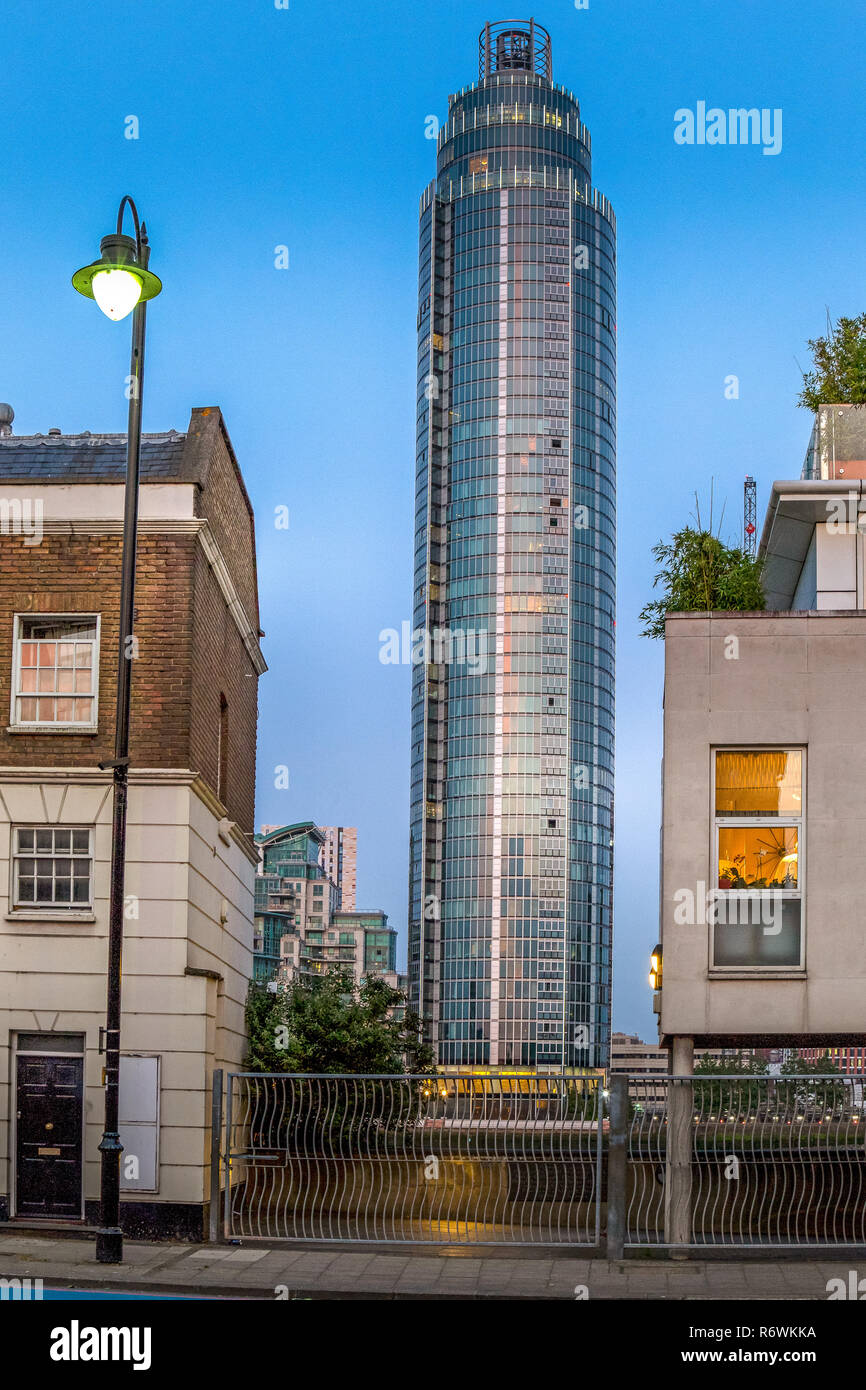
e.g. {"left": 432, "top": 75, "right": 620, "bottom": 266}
{"left": 72, "top": 232, "right": 161, "bottom": 321}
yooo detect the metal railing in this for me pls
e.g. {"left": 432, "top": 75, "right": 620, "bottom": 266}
{"left": 624, "top": 1074, "right": 866, "bottom": 1249}
{"left": 222, "top": 1072, "right": 603, "bottom": 1245}
{"left": 211, "top": 1070, "right": 866, "bottom": 1252}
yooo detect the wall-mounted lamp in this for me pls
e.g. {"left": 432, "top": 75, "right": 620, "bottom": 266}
{"left": 649, "top": 944, "right": 663, "bottom": 991}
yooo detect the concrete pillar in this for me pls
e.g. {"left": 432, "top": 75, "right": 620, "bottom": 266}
{"left": 664, "top": 1035, "right": 694, "bottom": 1248}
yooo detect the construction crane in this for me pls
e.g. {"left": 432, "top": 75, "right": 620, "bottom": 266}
{"left": 744, "top": 475, "right": 757, "bottom": 557}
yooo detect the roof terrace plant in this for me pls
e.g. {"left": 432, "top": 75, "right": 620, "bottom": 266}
{"left": 640, "top": 493, "right": 765, "bottom": 639}
{"left": 798, "top": 311, "right": 866, "bottom": 411}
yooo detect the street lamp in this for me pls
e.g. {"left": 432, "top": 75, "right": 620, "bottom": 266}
{"left": 72, "top": 196, "right": 161, "bottom": 1264}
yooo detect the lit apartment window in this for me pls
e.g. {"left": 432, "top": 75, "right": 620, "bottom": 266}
{"left": 12, "top": 827, "right": 93, "bottom": 909}
{"left": 711, "top": 750, "right": 803, "bottom": 970}
{"left": 12, "top": 616, "right": 99, "bottom": 728}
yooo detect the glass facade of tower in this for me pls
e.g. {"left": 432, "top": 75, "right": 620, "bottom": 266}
{"left": 409, "top": 22, "right": 615, "bottom": 1070}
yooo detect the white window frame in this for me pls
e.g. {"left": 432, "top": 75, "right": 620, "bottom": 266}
{"left": 9, "top": 613, "right": 101, "bottom": 733}
{"left": 10, "top": 825, "right": 95, "bottom": 913}
{"left": 710, "top": 747, "right": 805, "bottom": 973}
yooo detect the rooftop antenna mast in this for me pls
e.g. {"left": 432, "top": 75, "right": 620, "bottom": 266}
{"left": 744, "top": 475, "right": 757, "bottom": 556}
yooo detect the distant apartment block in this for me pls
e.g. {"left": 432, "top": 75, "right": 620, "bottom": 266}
{"left": 611, "top": 1033, "right": 765, "bottom": 1110}
{"left": 255, "top": 823, "right": 403, "bottom": 999}
{"left": 610, "top": 1033, "right": 757, "bottom": 1078}
{"left": 279, "top": 906, "right": 403, "bottom": 998}
{"left": 319, "top": 825, "right": 357, "bottom": 910}
{"left": 254, "top": 823, "right": 337, "bottom": 983}
{"left": 258, "top": 822, "right": 358, "bottom": 912}
{"left": 796, "top": 1045, "right": 866, "bottom": 1073}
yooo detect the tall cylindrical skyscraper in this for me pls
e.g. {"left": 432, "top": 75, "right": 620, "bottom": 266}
{"left": 409, "top": 19, "right": 615, "bottom": 1070}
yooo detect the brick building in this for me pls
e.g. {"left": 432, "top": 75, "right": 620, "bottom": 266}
{"left": 0, "top": 405, "right": 265, "bottom": 1237}
{"left": 796, "top": 1046, "right": 866, "bottom": 1074}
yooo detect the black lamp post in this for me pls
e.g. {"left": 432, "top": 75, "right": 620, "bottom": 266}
{"left": 72, "top": 196, "right": 162, "bottom": 1264}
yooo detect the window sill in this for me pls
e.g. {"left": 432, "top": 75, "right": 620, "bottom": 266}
{"left": 6, "top": 725, "right": 98, "bottom": 736}
{"left": 5, "top": 910, "right": 96, "bottom": 924}
{"left": 708, "top": 968, "right": 806, "bottom": 979}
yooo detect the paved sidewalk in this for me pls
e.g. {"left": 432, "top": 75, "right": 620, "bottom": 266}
{"left": 0, "top": 1233, "right": 851, "bottom": 1299}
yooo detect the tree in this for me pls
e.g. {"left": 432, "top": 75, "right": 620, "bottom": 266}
{"left": 245, "top": 982, "right": 288, "bottom": 1073}
{"left": 244, "top": 969, "right": 435, "bottom": 1075}
{"left": 695, "top": 1052, "right": 769, "bottom": 1077}
{"left": 639, "top": 526, "right": 765, "bottom": 639}
{"left": 798, "top": 312, "right": 866, "bottom": 411}
{"left": 779, "top": 1053, "right": 846, "bottom": 1111}
{"left": 692, "top": 1051, "right": 769, "bottom": 1114}
{"left": 780, "top": 1053, "right": 840, "bottom": 1077}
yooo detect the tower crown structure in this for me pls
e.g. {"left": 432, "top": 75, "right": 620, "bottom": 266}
{"left": 479, "top": 19, "right": 552, "bottom": 81}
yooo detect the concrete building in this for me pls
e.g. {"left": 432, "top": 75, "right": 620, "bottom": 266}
{"left": 319, "top": 825, "right": 357, "bottom": 911}
{"left": 610, "top": 1032, "right": 671, "bottom": 1080}
{"left": 656, "top": 410, "right": 866, "bottom": 1072}
{"left": 409, "top": 18, "right": 617, "bottom": 1071}
{"left": 0, "top": 406, "right": 265, "bottom": 1237}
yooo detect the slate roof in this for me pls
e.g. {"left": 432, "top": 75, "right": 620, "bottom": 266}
{"left": 0, "top": 432, "right": 190, "bottom": 483}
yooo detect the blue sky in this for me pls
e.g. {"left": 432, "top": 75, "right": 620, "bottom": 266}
{"left": 1, "top": 0, "right": 864, "bottom": 1037}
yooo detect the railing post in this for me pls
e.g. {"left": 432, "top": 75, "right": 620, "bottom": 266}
{"left": 665, "top": 1038, "right": 694, "bottom": 1249}
{"left": 208, "top": 1068, "right": 223, "bottom": 1243}
{"left": 606, "top": 1073, "right": 628, "bottom": 1259}
{"left": 223, "top": 1072, "right": 233, "bottom": 1240}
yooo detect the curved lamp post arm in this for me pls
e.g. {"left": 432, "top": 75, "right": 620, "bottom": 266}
{"left": 116, "top": 194, "right": 150, "bottom": 269}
